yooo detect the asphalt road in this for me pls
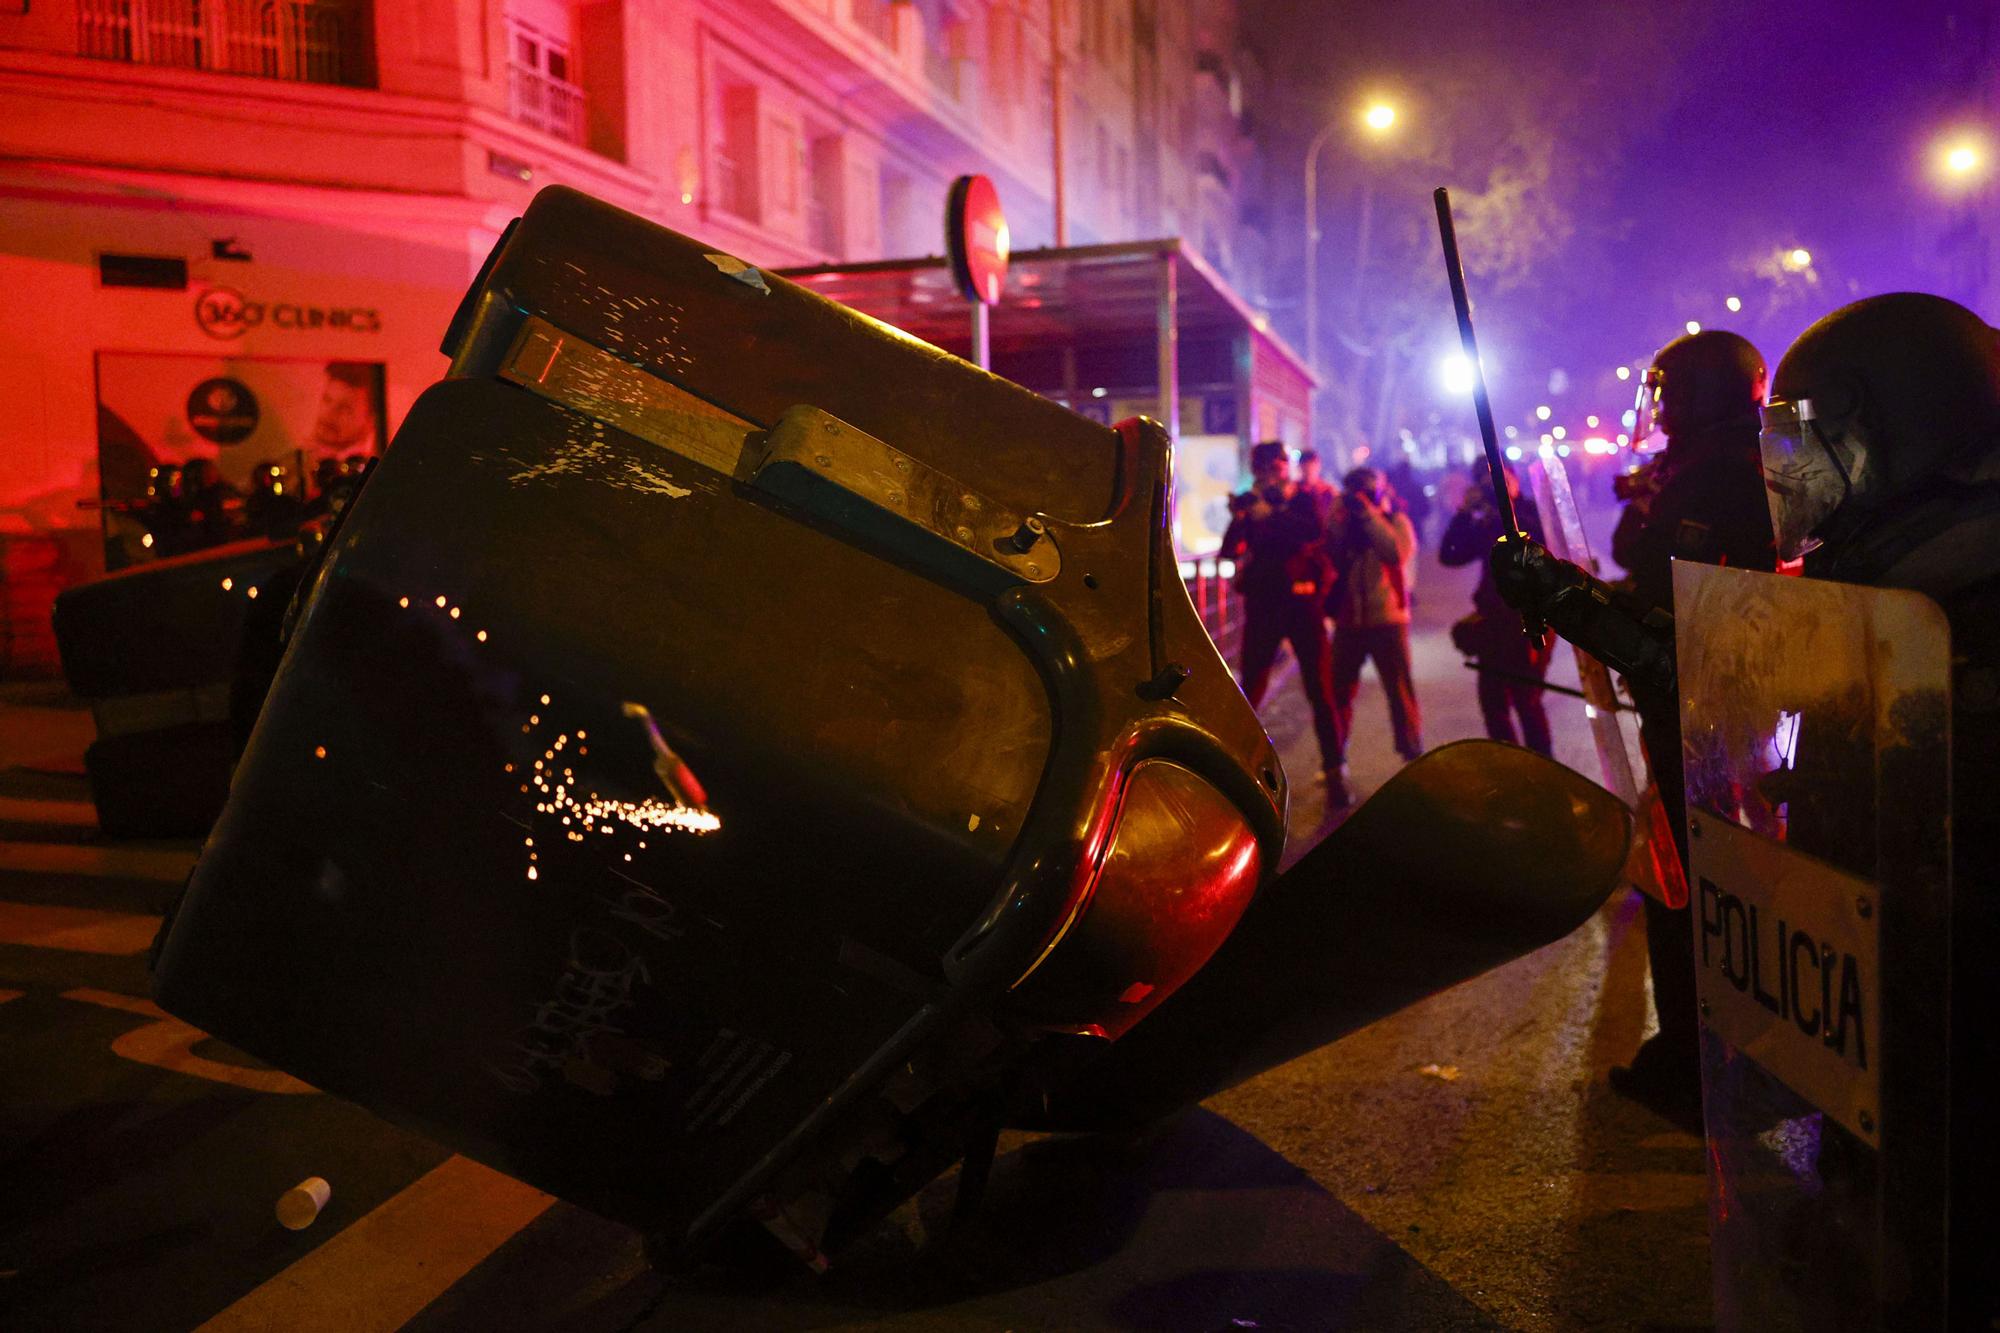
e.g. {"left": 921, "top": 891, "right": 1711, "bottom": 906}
{"left": 0, "top": 544, "right": 1713, "bottom": 1332}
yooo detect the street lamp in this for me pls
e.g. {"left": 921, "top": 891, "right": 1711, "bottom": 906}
{"left": 1931, "top": 133, "right": 1991, "bottom": 190}
{"left": 1304, "top": 98, "right": 1400, "bottom": 456}
{"left": 1784, "top": 247, "right": 1813, "bottom": 271}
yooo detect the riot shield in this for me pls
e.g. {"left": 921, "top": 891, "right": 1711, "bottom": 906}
{"left": 1675, "top": 563, "right": 1951, "bottom": 1331}
{"left": 1530, "top": 456, "right": 1683, "bottom": 906}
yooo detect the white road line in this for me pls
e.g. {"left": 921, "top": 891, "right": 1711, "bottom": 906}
{"left": 0, "top": 901, "right": 160, "bottom": 954}
{"left": 0, "top": 795, "right": 98, "bottom": 828}
{"left": 196, "top": 1155, "right": 555, "bottom": 1333}
{"left": 61, "top": 988, "right": 316, "bottom": 1095}
{"left": 0, "top": 841, "right": 194, "bottom": 884}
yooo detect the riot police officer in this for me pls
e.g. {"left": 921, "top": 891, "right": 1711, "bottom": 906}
{"left": 1494, "top": 292, "right": 2000, "bottom": 1324}
{"left": 1615, "top": 331, "right": 1776, "bottom": 1121}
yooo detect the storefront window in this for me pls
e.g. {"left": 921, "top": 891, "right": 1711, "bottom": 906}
{"left": 93, "top": 353, "right": 387, "bottom": 569}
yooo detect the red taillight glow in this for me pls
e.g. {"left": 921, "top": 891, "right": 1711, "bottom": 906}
{"left": 1006, "top": 759, "right": 1264, "bottom": 1040}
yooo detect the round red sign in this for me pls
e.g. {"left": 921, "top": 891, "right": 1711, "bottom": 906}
{"left": 946, "top": 174, "right": 1010, "bottom": 306}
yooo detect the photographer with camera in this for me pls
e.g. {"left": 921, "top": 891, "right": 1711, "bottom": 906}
{"left": 1325, "top": 467, "right": 1424, "bottom": 780}
{"left": 1440, "top": 460, "right": 1552, "bottom": 757}
{"left": 1219, "top": 442, "right": 1346, "bottom": 801}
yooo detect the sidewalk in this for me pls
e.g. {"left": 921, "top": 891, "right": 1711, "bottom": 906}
{"left": 0, "top": 680, "right": 92, "bottom": 799}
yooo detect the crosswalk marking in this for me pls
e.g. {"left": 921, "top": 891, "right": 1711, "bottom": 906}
{"left": 0, "top": 900, "right": 161, "bottom": 954}
{"left": 0, "top": 795, "right": 99, "bottom": 827}
{"left": 0, "top": 840, "right": 195, "bottom": 883}
{"left": 62, "top": 988, "right": 317, "bottom": 1095}
{"left": 196, "top": 1155, "right": 555, "bottom": 1333}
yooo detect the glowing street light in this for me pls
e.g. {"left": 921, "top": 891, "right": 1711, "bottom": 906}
{"left": 1685, "top": 320, "right": 1702, "bottom": 334}
{"left": 1726, "top": 295, "right": 1742, "bottom": 312}
{"left": 1616, "top": 366, "right": 1631, "bottom": 381}
{"left": 1933, "top": 134, "right": 1991, "bottom": 191}
{"left": 1535, "top": 404, "right": 1552, "bottom": 421}
{"left": 1784, "top": 247, "right": 1813, "bottom": 271}
{"left": 1305, "top": 95, "right": 1406, "bottom": 462}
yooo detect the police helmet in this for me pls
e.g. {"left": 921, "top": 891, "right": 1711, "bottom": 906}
{"left": 1646, "top": 330, "right": 1766, "bottom": 442}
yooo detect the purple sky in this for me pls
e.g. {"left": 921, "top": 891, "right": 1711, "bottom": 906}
{"left": 1245, "top": 0, "right": 1995, "bottom": 433}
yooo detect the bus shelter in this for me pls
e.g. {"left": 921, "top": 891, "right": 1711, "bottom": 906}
{"left": 782, "top": 238, "right": 1315, "bottom": 568}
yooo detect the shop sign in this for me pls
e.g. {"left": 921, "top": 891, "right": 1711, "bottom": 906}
{"left": 195, "top": 286, "right": 382, "bottom": 341}
{"left": 185, "top": 377, "right": 260, "bottom": 445}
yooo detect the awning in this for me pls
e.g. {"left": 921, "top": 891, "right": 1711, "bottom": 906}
{"left": 781, "top": 239, "right": 1316, "bottom": 557}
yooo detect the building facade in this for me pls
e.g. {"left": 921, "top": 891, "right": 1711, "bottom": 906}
{"left": 0, "top": 0, "right": 1270, "bottom": 672}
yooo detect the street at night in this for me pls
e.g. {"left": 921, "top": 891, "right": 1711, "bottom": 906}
{"left": 4, "top": 0, "right": 1998, "bottom": 1328}
{"left": 2, "top": 557, "right": 1716, "bottom": 1332}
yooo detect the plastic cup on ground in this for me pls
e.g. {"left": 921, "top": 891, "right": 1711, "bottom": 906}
{"left": 276, "top": 1177, "right": 331, "bottom": 1230}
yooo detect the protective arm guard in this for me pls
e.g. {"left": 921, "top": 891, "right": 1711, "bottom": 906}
{"left": 1488, "top": 534, "right": 1678, "bottom": 703}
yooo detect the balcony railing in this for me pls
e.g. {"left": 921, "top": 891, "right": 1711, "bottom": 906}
{"left": 78, "top": 0, "right": 372, "bottom": 88}
{"left": 507, "top": 60, "right": 586, "bottom": 146}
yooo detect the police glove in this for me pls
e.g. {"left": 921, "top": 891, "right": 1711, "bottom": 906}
{"left": 1488, "top": 533, "right": 1584, "bottom": 617}
{"left": 1488, "top": 533, "right": 1678, "bottom": 701}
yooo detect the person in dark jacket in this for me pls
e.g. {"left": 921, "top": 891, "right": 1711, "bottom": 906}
{"left": 1491, "top": 329, "right": 1775, "bottom": 1128}
{"left": 1326, "top": 467, "right": 1423, "bottom": 770}
{"left": 1220, "top": 441, "right": 1346, "bottom": 800}
{"left": 1494, "top": 293, "right": 2000, "bottom": 1322}
{"left": 1440, "top": 461, "right": 1552, "bottom": 757}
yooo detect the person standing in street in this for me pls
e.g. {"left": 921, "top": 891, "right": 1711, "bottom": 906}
{"left": 1298, "top": 449, "right": 1337, "bottom": 512}
{"left": 1326, "top": 466, "right": 1423, "bottom": 775}
{"left": 1219, "top": 442, "right": 1346, "bottom": 799}
{"left": 1440, "top": 461, "right": 1553, "bottom": 757}
{"left": 1603, "top": 330, "right": 1774, "bottom": 1124}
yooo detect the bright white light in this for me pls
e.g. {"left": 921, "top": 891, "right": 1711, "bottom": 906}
{"left": 1178, "top": 561, "right": 1197, "bottom": 580}
{"left": 1541, "top": 432, "right": 1554, "bottom": 445}
{"left": 1551, "top": 425, "right": 1567, "bottom": 440}
{"left": 1586, "top": 414, "right": 1599, "bottom": 428}
{"left": 1584, "top": 436, "right": 1613, "bottom": 455}
{"left": 1787, "top": 247, "right": 1813, "bottom": 270}
{"left": 1685, "top": 320, "right": 1701, "bottom": 335}
{"left": 1440, "top": 353, "right": 1476, "bottom": 395}
{"left": 1616, "top": 366, "right": 1631, "bottom": 381}
{"left": 1505, "top": 445, "right": 1523, "bottom": 461}
{"left": 1557, "top": 444, "right": 1571, "bottom": 457}
{"left": 1946, "top": 144, "right": 1981, "bottom": 175}
{"left": 1535, "top": 404, "right": 1552, "bottom": 421}
{"left": 1218, "top": 559, "right": 1237, "bottom": 579}
{"left": 1726, "top": 295, "right": 1743, "bottom": 312}
{"left": 1091, "top": 386, "right": 1108, "bottom": 398}
{"left": 1616, "top": 433, "right": 1630, "bottom": 445}
{"left": 1538, "top": 443, "right": 1555, "bottom": 460}
{"left": 1504, "top": 425, "right": 1519, "bottom": 439}
{"left": 1363, "top": 102, "right": 1398, "bottom": 132}
{"left": 1621, "top": 409, "right": 1638, "bottom": 428}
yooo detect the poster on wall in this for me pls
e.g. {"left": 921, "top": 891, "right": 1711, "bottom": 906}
{"left": 94, "top": 352, "right": 386, "bottom": 568}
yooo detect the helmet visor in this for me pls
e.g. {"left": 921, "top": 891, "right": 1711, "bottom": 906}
{"left": 1758, "top": 396, "right": 1848, "bottom": 560}
{"left": 1629, "top": 367, "right": 1667, "bottom": 454}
